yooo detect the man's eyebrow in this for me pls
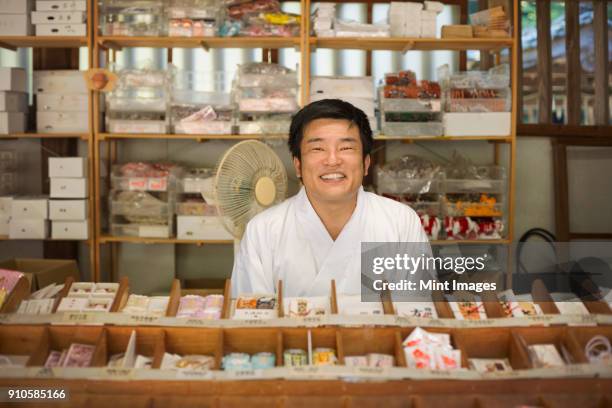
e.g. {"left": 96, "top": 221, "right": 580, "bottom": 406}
{"left": 305, "top": 136, "right": 358, "bottom": 143}
{"left": 305, "top": 137, "right": 324, "bottom": 143}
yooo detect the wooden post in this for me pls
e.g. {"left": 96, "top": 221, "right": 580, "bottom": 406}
{"left": 536, "top": 0, "right": 552, "bottom": 124}
{"left": 478, "top": 0, "right": 493, "bottom": 70}
{"left": 564, "top": 0, "right": 581, "bottom": 125}
{"left": 593, "top": 0, "right": 610, "bottom": 125}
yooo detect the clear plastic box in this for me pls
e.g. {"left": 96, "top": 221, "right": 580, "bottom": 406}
{"left": 381, "top": 122, "right": 443, "bottom": 137}
{"left": 176, "top": 200, "right": 218, "bottom": 216}
{"left": 179, "top": 168, "right": 215, "bottom": 193}
{"left": 443, "top": 166, "right": 506, "bottom": 195}
{"left": 237, "top": 119, "right": 291, "bottom": 134}
{"left": 101, "top": 0, "right": 166, "bottom": 36}
{"left": 109, "top": 190, "right": 173, "bottom": 219}
{"left": 107, "top": 89, "right": 167, "bottom": 113}
{"left": 110, "top": 164, "right": 180, "bottom": 192}
{"left": 110, "top": 222, "right": 173, "bottom": 238}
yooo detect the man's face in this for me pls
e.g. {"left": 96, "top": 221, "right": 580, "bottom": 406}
{"left": 293, "top": 118, "right": 370, "bottom": 205}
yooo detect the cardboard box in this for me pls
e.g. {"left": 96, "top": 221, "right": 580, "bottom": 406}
{"left": 0, "top": 258, "right": 80, "bottom": 291}
{"left": 37, "top": 93, "right": 88, "bottom": 112}
{"left": 36, "top": 0, "right": 87, "bottom": 11}
{"left": 9, "top": 218, "right": 48, "bottom": 239}
{"left": 31, "top": 11, "right": 85, "bottom": 24}
{"left": 35, "top": 23, "right": 86, "bottom": 36}
{"left": 0, "top": 112, "right": 26, "bottom": 134}
{"left": 0, "top": 215, "right": 9, "bottom": 235}
{"left": 177, "top": 215, "right": 233, "bottom": 240}
{"left": 33, "top": 70, "right": 86, "bottom": 94}
{"left": 0, "top": 14, "right": 30, "bottom": 36}
{"left": 443, "top": 112, "right": 511, "bottom": 136}
{"left": 0, "top": 0, "right": 32, "bottom": 14}
{"left": 0, "top": 68, "right": 27, "bottom": 92}
{"left": 11, "top": 197, "right": 48, "bottom": 219}
{"left": 49, "top": 157, "right": 87, "bottom": 178}
{"left": 49, "top": 199, "right": 87, "bottom": 220}
{"left": 36, "top": 111, "right": 88, "bottom": 133}
{"left": 51, "top": 220, "right": 88, "bottom": 240}
{"left": 442, "top": 25, "right": 473, "bottom": 38}
{"left": 0, "top": 92, "right": 27, "bottom": 112}
{"left": 50, "top": 177, "right": 88, "bottom": 199}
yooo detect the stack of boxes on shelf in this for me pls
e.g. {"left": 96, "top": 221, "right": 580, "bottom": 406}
{"left": 0, "top": 0, "right": 32, "bottom": 36}
{"left": 9, "top": 196, "right": 49, "bottom": 239}
{"left": 49, "top": 157, "right": 89, "bottom": 240}
{"left": 0, "top": 68, "right": 27, "bottom": 135}
{"left": 0, "top": 150, "right": 17, "bottom": 236}
{"left": 32, "top": 0, "right": 87, "bottom": 37}
{"left": 311, "top": 3, "right": 335, "bottom": 37}
{"left": 34, "top": 70, "right": 88, "bottom": 134}
{"left": 310, "top": 77, "right": 377, "bottom": 133}
{"left": 389, "top": 1, "right": 443, "bottom": 38}
{"left": 106, "top": 68, "right": 169, "bottom": 134}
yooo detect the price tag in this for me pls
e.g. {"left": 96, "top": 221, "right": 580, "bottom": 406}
{"left": 147, "top": 177, "right": 167, "bottom": 191}
{"left": 577, "top": 314, "right": 597, "bottom": 325}
{"left": 128, "top": 177, "right": 147, "bottom": 191}
{"left": 301, "top": 316, "right": 323, "bottom": 326}
{"left": 394, "top": 316, "right": 411, "bottom": 326}
{"left": 61, "top": 312, "right": 95, "bottom": 324}
{"left": 182, "top": 318, "right": 210, "bottom": 327}
{"left": 127, "top": 315, "right": 160, "bottom": 325}
{"left": 34, "top": 367, "right": 55, "bottom": 378}
{"left": 524, "top": 315, "right": 553, "bottom": 325}
{"left": 290, "top": 366, "right": 320, "bottom": 376}
{"left": 104, "top": 368, "right": 133, "bottom": 379}
{"left": 225, "top": 369, "right": 258, "bottom": 380}
{"left": 177, "top": 370, "right": 213, "bottom": 380}
{"left": 355, "top": 366, "right": 384, "bottom": 376}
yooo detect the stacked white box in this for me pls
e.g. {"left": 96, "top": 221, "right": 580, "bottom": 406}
{"left": 0, "top": 0, "right": 32, "bottom": 35}
{"left": 32, "top": 1, "right": 86, "bottom": 36}
{"left": 9, "top": 197, "right": 49, "bottom": 239}
{"left": 0, "top": 68, "right": 27, "bottom": 134}
{"left": 48, "top": 157, "right": 89, "bottom": 240}
{"left": 0, "top": 196, "right": 11, "bottom": 235}
{"left": 34, "top": 70, "right": 88, "bottom": 133}
{"left": 389, "top": 1, "right": 442, "bottom": 38}
{"left": 313, "top": 3, "right": 335, "bottom": 37}
{"left": 310, "top": 76, "right": 378, "bottom": 131}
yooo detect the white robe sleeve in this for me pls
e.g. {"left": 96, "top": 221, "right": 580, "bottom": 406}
{"left": 230, "top": 219, "right": 276, "bottom": 297}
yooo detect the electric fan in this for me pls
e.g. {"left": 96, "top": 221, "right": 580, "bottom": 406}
{"left": 209, "top": 140, "right": 288, "bottom": 240}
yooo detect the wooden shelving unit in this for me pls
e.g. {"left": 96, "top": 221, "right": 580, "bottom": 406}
{"left": 0, "top": 132, "right": 90, "bottom": 140}
{"left": 0, "top": 36, "right": 88, "bottom": 50}
{"left": 97, "top": 36, "right": 301, "bottom": 50}
{"left": 310, "top": 36, "right": 514, "bottom": 51}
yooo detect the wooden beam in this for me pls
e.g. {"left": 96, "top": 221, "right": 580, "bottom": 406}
{"left": 516, "top": 0, "right": 523, "bottom": 124}
{"left": 593, "top": 0, "right": 610, "bottom": 125}
{"left": 459, "top": 0, "right": 468, "bottom": 71}
{"left": 552, "top": 140, "right": 570, "bottom": 242}
{"left": 536, "top": 0, "right": 552, "bottom": 124}
{"left": 517, "top": 124, "right": 612, "bottom": 138}
{"left": 564, "top": 0, "right": 581, "bottom": 125}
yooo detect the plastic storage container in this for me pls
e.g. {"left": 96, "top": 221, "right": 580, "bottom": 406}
{"left": 101, "top": 0, "right": 166, "bottom": 36}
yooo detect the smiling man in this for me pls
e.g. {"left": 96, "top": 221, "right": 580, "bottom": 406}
{"left": 231, "top": 99, "right": 429, "bottom": 297}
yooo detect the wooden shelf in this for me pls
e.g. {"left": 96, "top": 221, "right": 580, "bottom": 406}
{"left": 97, "top": 36, "right": 301, "bottom": 50}
{"left": 0, "top": 236, "right": 91, "bottom": 243}
{"left": 97, "top": 133, "right": 288, "bottom": 141}
{"left": 0, "top": 132, "right": 89, "bottom": 140}
{"left": 0, "top": 36, "right": 88, "bottom": 50}
{"left": 374, "top": 135, "right": 513, "bottom": 142}
{"left": 98, "top": 235, "right": 233, "bottom": 245}
{"left": 310, "top": 37, "right": 514, "bottom": 51}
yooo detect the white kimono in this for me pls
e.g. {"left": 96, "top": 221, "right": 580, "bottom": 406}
{"left": 231, "top": 186, "right": 429, "bottom": 297}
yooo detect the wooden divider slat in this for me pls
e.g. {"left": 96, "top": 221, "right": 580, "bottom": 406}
{"left": 0, "top": 276, "right": 30, "bottom": 313}
{"left": 535, "top": 0, "right": 552, "bottom": 124}
{"left": 593, "top": 0, "right": 610, "bottom": 125}
{"left": 110, "top": 276, "right": 129, "bottom": 312}
{"left": 166, "top": 279, "right": 181, "bottom": 317}
{"left": 564, "top": 0, "right": 581, "bottom": 126}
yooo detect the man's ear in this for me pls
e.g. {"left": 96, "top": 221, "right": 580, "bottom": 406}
{"left": 293, "top": 156, "right": 301, "bottom": 178}
{"left": 364, "top": 154, "right": 371, "bottom": 176}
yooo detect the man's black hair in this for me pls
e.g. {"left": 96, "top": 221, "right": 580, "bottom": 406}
{"left": 288, "top": 99, "right": 373, "bottom": 159}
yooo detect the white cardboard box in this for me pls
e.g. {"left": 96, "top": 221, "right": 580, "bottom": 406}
{"left": 49, "top": 199, "right": 87, "bottom": 220}
{"left": 33, "top": 70, "right": 86, "bottom": 94}
{"left": 31, "top": 11, "right": 85, "bottom": 24}
{"left": 52, "top": 220, "right": 88, "bottom": 240}
{"left": 0, "top": 0, "right": 32, "bottom": 13}
{"left": 443, "top": 112, "right": 511, "bottom": 136}
{"left": 0, "top": 92, "right": 27, "bottom": 112}
{"left": 36, "top": 1, "right": 87, "bottom": 11}
{"left": 0, "top": 68, "right": 27, "bottom": 92}
{"left": 9, "top": 219, "right": 48, "bottom": 239}
{"left": 35, "top": 23, "right": 86, "bottom": 36}
{"left": 49, "top": 157, "right": 87, "bottom": 178}
{"left": 11, "top": 197, "right": 48, "bottom": 219}
{"left": 0, "top": 215, "right": 9, "bottom": 235}
{"left": 37, "top": 93, "right": 88, "bottom": 112}
{"left": 0, "top": 196, "right": 12, "bottom": 217}
{"left": 37, "top": 111, "right": 88, "bottom": 133}
{"left": 177, "top": 215, "right": 233, "bottom": 240}
{"left": 310, "top": 76, "right": 374, "bottom": 99}
{"left": 0, "top": 14, "right": 31, "bottom": 35}
{"left": 0, "top": 112, "right": 25, "bottom": 134}
{"left": 50, "top": 177, "right": 88, "bottom": 199}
